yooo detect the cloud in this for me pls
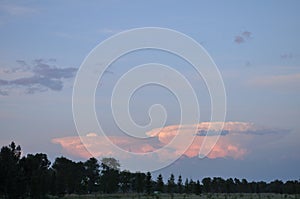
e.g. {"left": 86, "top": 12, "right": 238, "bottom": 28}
{"left": 234, "top": 36, "right": 245, "bottom": 44}
{"left": 145, "top": 121, "right": 286, "bottom": 159}
{"left": 52, "top": 122, "right": 287, "bottom": 161}
{"left": 0, "top": 59, "right": 77, "bottom": 95}
{"left": 243, "top": 128, "right": 290, "bottom": 135}
{"left": 185, "top": 137, "right": 247, "bottom": 159}
{"left": 242, "top": 31, "right": 252, "bottom": 39}
{"left": 11, "top": 76, "right": 63, "bottom": 91}
{"left": 0, "top": 79, "right": 9, "bottom": 86}
{"left": 197, "top": 130, "right": 229, "bottom": 136}
{"left": 280, "top": 53, "right": 295, "bottom": 59}
{"left": 52, "top": 134, "right": 162, "bottom": 159}
{"left": 234, "top": 31, "right": 252, "bottom": 44}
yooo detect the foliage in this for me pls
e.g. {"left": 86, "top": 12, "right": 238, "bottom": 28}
{"left": 0, "top": 142, "right": 300, "bottom": 198}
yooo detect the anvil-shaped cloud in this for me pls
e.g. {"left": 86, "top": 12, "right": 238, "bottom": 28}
{"left": 52, "top": 121, "right": 288, "bottom": 161}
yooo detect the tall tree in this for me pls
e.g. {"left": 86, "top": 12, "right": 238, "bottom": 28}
{"left": 167, "top": 174, "right": 175, "bottom": 193}
{"left": 177, "top": 175, "right": 183, "bottom": 194}
{"left": 189, "top": 179, "right": 195, "bottom": 194}
{"left": 156, "top": 174, "right": 164, "bottom": 192}
{"left": 119, "top": 170, "right": 132, "bottom": 193}
{"left": 145, "top": 172, "right": 152, "bottom": 195}
{"left": 202, "top": 177, "right": 211, "bottom": 193}
{"left": 225, "top": 178, "right": 235, "bottom": 193}
{"left": 133, "top": 172, "right": 146, "bottom": 194}
{"left": 84, "top": 157, "right": 100, "bottom": 193}
{"left": 100, "top": 157, "right": 120, "bottom": 193}
{"left": 52, "top": 156, "right": 85, "bottom": 195}
{"left": 0, "top": 142, "right": 24, "bottom": 199}
{"left": 20, "top": 153, "right": 51, "bottom": 199}
{"left": 194, "top": 180, "right": 201, "bottom": 195}
{"left": 184, "top": 178, "right": 190, "bottom": 194}
{"left": 167, "top": 174, "right": 176, "bottom": 199}
{"left": 241, "top": 178, "right": 249, "bottom": 193}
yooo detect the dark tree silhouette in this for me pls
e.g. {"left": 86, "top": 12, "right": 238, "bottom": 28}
{"left": 0, "top": 142, "right": 24, "bottom": 199}
{"left": 184, "top": 178, "right": 190, "bottom": 194}
{"left": 84, "top": 157, "right": 100, "bottom": 193}
{"left": 1, "top": 142, "right": 300, "bottom": 197}
{"left": 167, "top": 173, "right": 176, "bottom": 198}
{"left": 225, "top": 178, "right": 235, "bottom": 193}
{"left": 119, "top": 170, "right": 132, "bottom": 193}
{"left": 133, "top": 172, "right": 146, "bottom": 194}
{"left": 20, "top": 153, "right": 51, "bottom": 199}
{"left": 156, "top": 174, "right": 164, "bottom": 192}
{"left": 100, "top": 157, "right": 120, "bottom": 193}
{"left": 202, "top": 177, "right": 211, "bottom": 193}
{"left": 189, "top": 179, "right": 195, "bottom": 194}
{"left": 195, "top": 180, "right": 201, "bottom": 195}
{"left": 177, "top": 175, "right": 183, "bottom": 194}
{"left": 52, "top": 156, "right": 85, "bottom": 195}
{"left": 145, "top": 171, "right": 153, "bottom": 195}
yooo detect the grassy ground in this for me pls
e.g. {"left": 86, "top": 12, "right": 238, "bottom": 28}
{"left": 59, "top": 193, "right": 300, "bottom": 199}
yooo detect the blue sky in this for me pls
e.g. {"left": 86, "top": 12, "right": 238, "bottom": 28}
{"left": 0, "top": 0, "right": 300, "bottom": 181}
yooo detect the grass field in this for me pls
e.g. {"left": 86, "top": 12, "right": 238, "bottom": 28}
{"left": 59, "top": 193, "right": 300, "bottom": 199}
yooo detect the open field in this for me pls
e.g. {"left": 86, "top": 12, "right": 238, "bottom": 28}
{"left": 59, "top": 193, "right": 300, "bottom": 199}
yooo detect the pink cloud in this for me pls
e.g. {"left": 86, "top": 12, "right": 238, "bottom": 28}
{"left": 52, "top": 134, "right": 161, "bottom": 159}
{"left": 53, "top": 122, "right": 269, "bottom": 160}
{"left": 182, "top": 136, "right": 247, "bottom": 159}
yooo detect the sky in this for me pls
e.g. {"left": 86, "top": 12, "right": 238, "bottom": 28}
{"left": 0, "top": 0, "right": 300, "bottom": 182}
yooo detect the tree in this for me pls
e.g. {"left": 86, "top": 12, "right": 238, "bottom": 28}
{"left": 189, "top": 179, "right": 195, "bottom": 194}
{"left": 52, "top": 156, "right": 85, "bottom": 195}
{"left": 167, "top": 174, "right": 175, "bottom": 192}
{"left": 177, "top": 175, "right": 183, "bottom": 194}
{"left": 101, "top": 157, "right": 120, "bottom": 170}
{"left": 184, "top": 178, "right": 190, "bottom": 194}
{"left": 202, "top": 177, "right": 211, "bottom": 193}
{"left": 194, "top": 180, "right": 201, "bottom": 195}
{"left": 145, "top": 172, "right": 152, "bottom": 195}
{"left": 241, "top": 178, "right": 249, "bottom": 193}
{"left": 119, "top": 170, "right": 132, "bottom": 193}
{"left": 225, "top": 178, "right": 235, "bottom": 193}
{"left": 84, "top": 157, "right": 100, "bottom": 193}
{"left": 20, "top": 153, "right": 51, "bottom": 199}
{"left": 0, "top": 142, "right": 24, "bottom": 199}
{"left": 167, "top": 174, "right": 176, "bottom": 199}
{"left": 156, "top": 174, "right": 164, "bottom": 192}
{"left": 211, "top": 177, "right": 226, "bottom": 192}
{"left": 100, "top": 157, "right": 120, "bottom": 193}
{"left": 134, "top": 172, "right": 146, "bottom": 194}
{"left": 267, "top": 180, "right": 283, "bottom": 194}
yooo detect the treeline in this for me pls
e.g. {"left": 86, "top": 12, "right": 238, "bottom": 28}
{"left": 0, "top": 142, "right": 299, "bottom": 199}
